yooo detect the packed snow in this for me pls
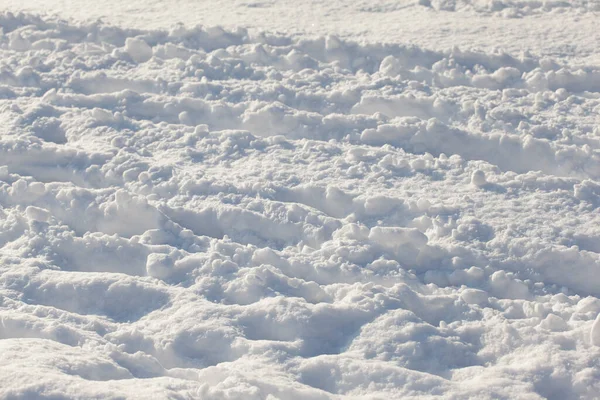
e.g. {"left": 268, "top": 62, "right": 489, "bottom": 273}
{"left": 0, "top": 4, "right": 600, "bottom": 399}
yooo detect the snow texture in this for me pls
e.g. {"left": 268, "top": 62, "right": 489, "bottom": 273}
{"left": 0, "top": 7, "right": 599, "bottom": 400}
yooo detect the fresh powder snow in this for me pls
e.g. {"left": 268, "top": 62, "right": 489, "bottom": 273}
{"left": 0, "top": 2, "right": 600, "bottom": 399}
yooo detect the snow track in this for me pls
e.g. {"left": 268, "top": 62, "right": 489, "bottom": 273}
{"left": 1, "top": 11, "right": 600, "bottom": 399}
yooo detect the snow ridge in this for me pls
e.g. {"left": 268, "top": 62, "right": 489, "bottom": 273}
{"left": 1, "top": 12, "right": 600, "bottom": 399}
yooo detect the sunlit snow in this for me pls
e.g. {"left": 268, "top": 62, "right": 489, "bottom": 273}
{"left": 0, "top": 2, "right": 600, "bottom": 399}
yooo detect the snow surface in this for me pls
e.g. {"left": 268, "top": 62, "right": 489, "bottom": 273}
{"left": 4, "top": 0, "right": 600, "bottom": 65}
{"left": 0, "top": 5, "right": 600, "bottom": 400}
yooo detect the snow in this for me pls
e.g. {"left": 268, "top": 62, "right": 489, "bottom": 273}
{"left": 470, "top": 169, "right": 487, "bottom": 187}
{"left": 125, "top": 37, "right": 153, "bottom": 64}
{"left": 592, "top": 313, "right": 600, "bottom": 347}
{"left": 0, "top": 4, "right": 599, "bottom": 400}
{"left": 3, "top": 0, "right": 600, "bottom": 64}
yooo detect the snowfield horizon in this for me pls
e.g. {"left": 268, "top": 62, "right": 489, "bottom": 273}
{"left": 0, "top": 7, "right": 600, "bottom": 399}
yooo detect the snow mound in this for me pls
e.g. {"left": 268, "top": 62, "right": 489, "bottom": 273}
{"left": 0, "top": 12, "right": 600, "bottom": 399}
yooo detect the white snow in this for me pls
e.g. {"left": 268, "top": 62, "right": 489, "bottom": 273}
{"left": 592, "top": 313, "right": 600, "bottom": 347}
{"left": 124, "top": 37, "right": 153, "bottom": 64}
{"left": 471, "top": 169, "right": 487, "bottom": 187}
{"left": 0, "top": 4, "right": 599, "bottom": 400}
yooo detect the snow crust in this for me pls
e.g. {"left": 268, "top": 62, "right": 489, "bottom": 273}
{"left": 0, "top": 10, "right": 600, "bottom": 399}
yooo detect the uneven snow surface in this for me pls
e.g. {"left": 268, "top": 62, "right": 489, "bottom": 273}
{"left": 5, "top": 0, "right": 600, "bottom": 64}
{"left": 1, "top": 8, "right": 600, "bottom": 400}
